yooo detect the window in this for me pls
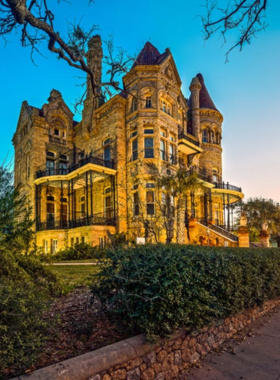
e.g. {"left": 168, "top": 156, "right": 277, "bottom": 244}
{"left": 52, "top": 239, "right": 58, "bottom": 254}
{"left": 59, "top": 161, "right": 67, "bottom": 175}
{"left": 133, "top": 192, "right": 139, "bottom": 216}
{"left": 76, "top": 237, "right": 79, "bottom": 244}
{"left": 146, "top": 191, "right": 155, "bottom": 215}
{"left": 169, "top": 144, "right": 175, "bottom": 164}
{"left": 46, "top": 159, "right": 55, "bottom": 175}
{"left": 145, "top": 96, "right": 151, "bottom": 108}
{"left": 130, "top": 131, "right": 137, "bottom": 138}
{"left": 215, "top": 211, "right": 220, "bottom": 225}
{"left": 132, "top": 98, "right": 137, "bottom": 112}
{"left": 79, "top": 152, "right": 84, "bottom": 160}
{"left": 47, "top": 151, "right": 55, "bottom": 158}
{"left": 81, "top": 236, "right": 85, "bottom": 243}
{"left": 80, "top": 196, "right": 85, "bottom": 218}
{"left": 71, "top": 237, "right": 74, "bottom": 246}
{"left": 44, "top": 240, "right": 48, "bottom": 254}
{"left": 54, "top": 129, "right": 59, "bottom": 136}
{"left": 99, "top": 237, "right": 104, "bottom": 248}
{"left": 146, "top": 183, "right": 155, "bottom": 188}
{"left": 160, "top": 140, "right": 166, "bottom": 160}
{"left": 104, "top": 187, "right": 111, "bottom": 194}
{"left": 161, "top": 100, "right": 172, "bottom": 116}
{"left": 103, "top": 139, "right": 111, "bottom": 162}
{"left": 144, "top": 138, "right": 154, "bottom": 158}
{"left": 213, "top": 169, "right": 218, "bottom": 183}
{"left": 144, "top": 129, "right": 154, "bottom": 134}
{"left": 202, "top": 129, "right": 208, "bottom": 143}
{"left": 170, "top": 135, "right": 175, "bottom": 142}
{"left": 26, "top": 153, "right": 30, "bottom": 179}
{"left": 62, "top": 131, "right": 66, "bottom": 138}
{"left": 160, "top": 130, "right": 166, "bottom": 137}
{"left": 105, "top": 195, "right": 113, "bottom": 219}
{"left": 47, "top": 203, "right": 55, "bottom": 228}
{"left": 132, "top": 139, "right": 138, "bottom": 161}
{"left": 162, "top": 101, "right": 166, "bottom": 113}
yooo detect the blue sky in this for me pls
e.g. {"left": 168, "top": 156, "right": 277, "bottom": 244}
{"left": 1, "top": 0, "right": 279, "bottom": 201}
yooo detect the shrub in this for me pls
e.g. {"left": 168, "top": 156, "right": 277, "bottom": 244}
{"left": 0, "top": 249, "right": 61, "bottom": 378}
{"left": 50, "top": 243, "right": 105, "bottom": 261}
{"left": 91, "top": 245, "right": 280, "bottom": 339}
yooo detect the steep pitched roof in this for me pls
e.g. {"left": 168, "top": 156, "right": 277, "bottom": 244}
{"left": 132, "top": 42, "right": 168, "bottom": 68}
{"left": 188, "top": 73, "right": 219, "bottom": 112}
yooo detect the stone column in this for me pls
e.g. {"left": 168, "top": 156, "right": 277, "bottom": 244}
{"left": 189, "top": 77, "right": 201, "bottom": 140}
{"left": 237, "top": 212, "right": 249, "bottom": 247}
{"left": 259, "top": 229, "right": 270, "bottom": 247}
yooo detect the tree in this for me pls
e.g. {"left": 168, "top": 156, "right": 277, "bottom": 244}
{"left": 236, "top": 197, "right": 280, "bottom": 245}
{"left": 0, "top": 1, "right": 133, "bottom": 105}
{"left": 202, "top": 0, "right": 268, "bottom": 60}
{"left": 0, "top": 163, "right": 33, "bottom": 252}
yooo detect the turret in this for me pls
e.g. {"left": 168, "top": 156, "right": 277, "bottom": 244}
{"left": 189, "top": 77, "right": 201, "bottom": 140}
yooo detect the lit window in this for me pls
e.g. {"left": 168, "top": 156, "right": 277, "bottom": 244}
{"left": 146, "top": 191, "right": 155, "bottom": 215}
{"left": 52, "top": 239, "right": 58, "bottom": 254}
{"left": 133, "top": 192, "right": 139, "bottom": 216}
{"left": 105, "top": 195, "right": 113, "bottom": 219}
{"left": 146, "top": 96, "right": 151, "bottom": 108}
{"left": 132, "top": 139, "right": 138, "bottom": 161}
{"left": 144, "top": 138, "right": 154, "bottom": 158}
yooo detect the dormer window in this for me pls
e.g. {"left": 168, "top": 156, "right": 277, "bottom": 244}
{"left": 146, "top": 96, "right": 151, "bottom": 108}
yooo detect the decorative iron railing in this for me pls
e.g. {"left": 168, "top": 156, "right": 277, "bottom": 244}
{"left": 36, "top": 212, "right": 116, "bottom": 231}
{"left": 36, "top": 155, "right": 115, "bottom": 179}
{"left": 178, "top": 132, "right": 200, "bottom": 147}
{"left": 49, "top": 136, "right": 67, "bottom": 145}
{"left": 197, "top": 219, "right": 238, "bottom": 242}
{"left": 214, "top": 182, "right": 242, "bottom": 193}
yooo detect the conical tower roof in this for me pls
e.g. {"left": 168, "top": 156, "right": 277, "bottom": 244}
{"left": 132, "top": 42, "right": 168, "bottom": 68}
{"left": 188, "top": 73, "right": 219, "bottom": 112}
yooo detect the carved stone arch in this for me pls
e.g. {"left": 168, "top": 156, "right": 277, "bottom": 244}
{"left": 139, "top": 86, "right": 155, "bottom": 109}
{"left": 158, "top": 89, "right": 176, "bottom": 117}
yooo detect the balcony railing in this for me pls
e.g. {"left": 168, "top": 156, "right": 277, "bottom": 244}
{"left": 214, "top": 182, "right": 242, "bottom": 193}
{"left": 198, "top": 219, "right": 238, "bottom": 242}
{"left": 36, "top": 155, "right": 115, "bottom": 179}
{"left": 178, "top": 132, "right": 200, "bottom": 147}
{"left": 37, "top": 212, "right": 116, "bottom": 231}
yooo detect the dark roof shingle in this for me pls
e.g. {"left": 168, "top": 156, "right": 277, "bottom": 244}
{"left": 132, "top": 42, "right": 168, "bottom": 68}
{"left": 188, "top": 73, "right": 219, "bottom": 112}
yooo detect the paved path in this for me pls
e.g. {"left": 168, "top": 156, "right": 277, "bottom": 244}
{"left": 179, "top": 307, "right": 280, "bottom": 380}
{"left": 49, "top": 262, "right": 98, "bottom": 266}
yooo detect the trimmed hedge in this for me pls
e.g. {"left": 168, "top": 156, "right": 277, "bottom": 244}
{"left": 92, "top": 245, "right": 280, "bottom": 339}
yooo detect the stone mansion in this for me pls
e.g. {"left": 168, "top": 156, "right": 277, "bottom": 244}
{"left": 13, "top": 36, "right": 247, "bottom": 252}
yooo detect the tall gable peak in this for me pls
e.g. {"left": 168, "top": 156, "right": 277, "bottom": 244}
{"left": 196, "top": 73, "right": 218, "bottom": 111}
{"left": 133, "top": 41, "right": 168, "bottom": 68}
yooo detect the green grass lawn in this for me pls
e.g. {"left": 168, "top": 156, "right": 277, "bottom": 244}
{"left": 49, "top": 264, "right": 100, "bottom": 292}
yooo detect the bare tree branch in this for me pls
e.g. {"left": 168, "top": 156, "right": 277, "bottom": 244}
{"left": 201, "top": 0, "right": 268, "bottom": 61}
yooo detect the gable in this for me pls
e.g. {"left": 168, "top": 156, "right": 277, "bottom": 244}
{"left": 159, "top": 54, "right": 182, "bottom": 88}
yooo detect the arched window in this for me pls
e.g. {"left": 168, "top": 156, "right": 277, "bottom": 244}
{"left": 145, "top": 96, "right": 151, "bottom": 108}
{"left": 202, "top": 129, "right": 208, "bottom": 143}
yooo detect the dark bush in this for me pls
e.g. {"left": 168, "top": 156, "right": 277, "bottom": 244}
{"left": 0, "top": 249, "right": 61, "bottom": 379}
{"left": 91, "top": 245, "right": 280, "bottom": 339}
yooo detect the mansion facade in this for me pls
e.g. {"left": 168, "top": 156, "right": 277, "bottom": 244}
{"left": 13, "top": 36, "right": 247, "bottom": 252}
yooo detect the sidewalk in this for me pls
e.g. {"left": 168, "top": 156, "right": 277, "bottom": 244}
{"left": 179, "top": 306, "right": 280, "bottom": 380}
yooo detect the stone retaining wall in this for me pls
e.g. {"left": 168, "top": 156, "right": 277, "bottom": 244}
{"left": 13, "top": 299, "right": 280, "bottom": 380}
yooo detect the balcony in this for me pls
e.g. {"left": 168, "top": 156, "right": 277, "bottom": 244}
{"left": 37, "top": 212, "right": 116, "bottom": 231}
{"left": 36, "top": 155, "right": 115, "bottom": 179}
{"left": 178, "top": 132, "right": 202, "bottom": 155}
{"left": 214, "top": 182, "right": 242, "bottom": 193}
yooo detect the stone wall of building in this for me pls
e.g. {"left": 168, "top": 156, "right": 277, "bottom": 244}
{"left": 14, "top": 299, "right": 280, "bottom": 380}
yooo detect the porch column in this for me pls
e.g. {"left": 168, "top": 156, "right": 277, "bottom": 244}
{"left": 86, "top": 171, "right": 89, "bottom": 225}
{"left": 191, "top": 191, "right": 195, "bottom": 218}
{"left": 68, "top": 181, "right": 71, "bottom": 227}
{"left": 208, "top": 189, "right": 213, "bottom": 222}
{"left": 90, "top": 171, "right": 93, "bottom": 223}
{"left": 223, "top": 193, "right": 226, "bottom": 228}
{"left": 204, "top": 192, "right": 208, "bottom": 223}
{"left": 227, "top": 194, "right": 230, "bottom": 231}
{"left": 60, "top": 180, "right": 63, "bottom": 228}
